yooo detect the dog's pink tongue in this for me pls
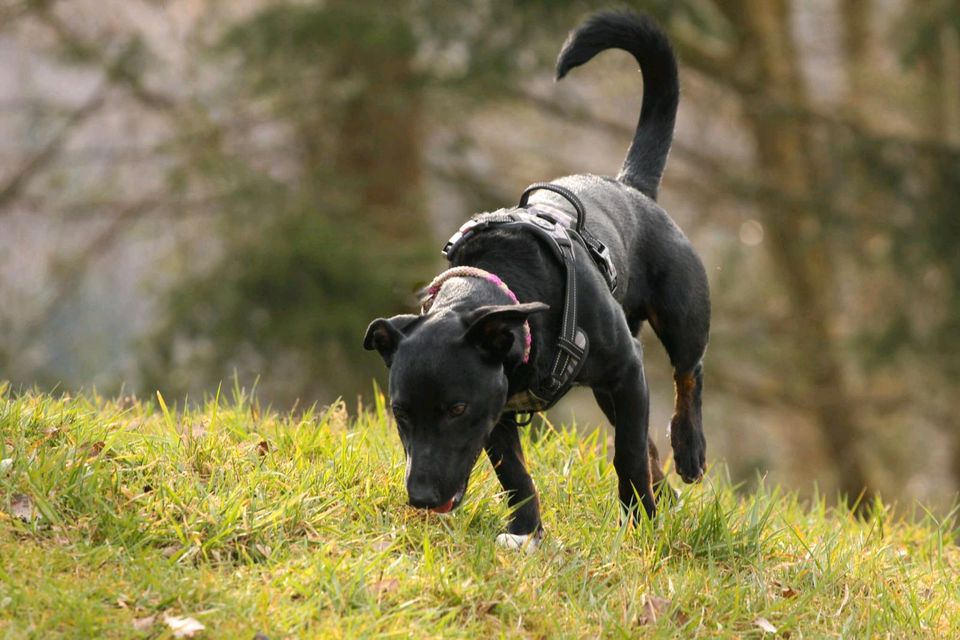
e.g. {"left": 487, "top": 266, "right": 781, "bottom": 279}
{"left": 430, "top": 499, "right": 455, "bottom": 514}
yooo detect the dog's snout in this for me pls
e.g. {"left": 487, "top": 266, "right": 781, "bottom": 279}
{"left": 407, "top": 481, "right": 441, "bottom": 510}
{"left": 405, "top": 448, "right": 444, "bottom": 509}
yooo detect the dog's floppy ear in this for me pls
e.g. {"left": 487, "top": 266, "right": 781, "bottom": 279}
{"left": 463, "top": 302, "right": 549, "bottom": 361}
{"left": 363, "top": 314, "right": 420, "bottom": 366}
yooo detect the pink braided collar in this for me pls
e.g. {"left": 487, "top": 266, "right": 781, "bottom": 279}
{"left": 420, "top": 266, "right": 532, "bottom": 364}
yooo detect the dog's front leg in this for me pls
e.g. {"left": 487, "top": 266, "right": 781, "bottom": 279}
{"left": 485, "top": 415, "right": 542, "bottom": 548}
{"left": 594, "top": 376, "right": 671, "bottom": 498}
{"left": 606, "top": 356, "right": 656, "bottom": 520}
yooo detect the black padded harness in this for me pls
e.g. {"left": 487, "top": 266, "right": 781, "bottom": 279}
{"left": 441, "top": 183, "right": 618, "bottom": 413}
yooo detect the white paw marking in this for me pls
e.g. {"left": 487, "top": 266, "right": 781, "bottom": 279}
{"left": 496, "top": 532, "right": 541, "bottom": 553}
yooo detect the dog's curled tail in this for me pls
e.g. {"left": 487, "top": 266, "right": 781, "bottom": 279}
{"left": 556, "top": 11, "right": 679, "bottom": 201}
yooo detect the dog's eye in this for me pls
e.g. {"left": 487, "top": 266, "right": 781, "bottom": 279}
{"left": 447, "top": 403, "right": 467, "bottom": 418}
{"left": 392, "top": 405, "right": 409, "bottom": 423}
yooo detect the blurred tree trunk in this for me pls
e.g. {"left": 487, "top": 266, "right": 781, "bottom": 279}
{"left": 739, "top": 0, "right": 874, "bottom": 507}
{"left": 840, "top": 0, "right": 869, "bottom": 120}
{"left": 929, "top": 24, "right": 960, "bottom": 146}
{"left": 332, "top": 43, "right": 427, "bottom": 243}
{"left": 922, "top": 23, "right": 960, "bottom": 491}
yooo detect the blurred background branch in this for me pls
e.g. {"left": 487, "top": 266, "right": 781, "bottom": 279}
{"left": 0, "top": 85, "right": 106, "bottom": 210}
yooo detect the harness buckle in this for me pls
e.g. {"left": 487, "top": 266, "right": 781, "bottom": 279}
{"left": 532, "top": 214, "right": 556, "bottom": 230}
{"left": 557, "top": 336, "right": 585, "bottom": 360}
{"left": 442, "top": 219, "right": 482, "bottom": 258}
{"left": 544, "top": 375, "right": 562, "bottom": 392}
{"left": 590, "top": 241, "right": 618, "bottom": 292}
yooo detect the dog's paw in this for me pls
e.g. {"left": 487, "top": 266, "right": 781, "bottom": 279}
{"left": 495, "top": 531, "right": 542, "bottom": 553}
{"left": 674, "top": 451, "right": 704, "bottom": 484}
{"left": 670, "top": 417, "right": 706, "bottom": 484}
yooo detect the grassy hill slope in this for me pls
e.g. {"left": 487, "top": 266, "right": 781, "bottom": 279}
{"left": 1, "top": 384, "right": 957, "bottom": 638}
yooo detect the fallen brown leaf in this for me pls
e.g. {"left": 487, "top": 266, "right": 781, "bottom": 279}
{"left": 132, "top": 615, "right": 156, "bottom": 632}
{"left": 638, "top": 594, "right": 671, "bottom": 625}
{"left": 772, "top": 579, "right": 799, "bottom": 599}
{"left": 755, "top": 617, "right": 778, "bottom": 634}
{"left": 10, "top": 493, "right": 37, "bottom": 522}
{"left": 163, "top": 614, "right": 205, "bottom": 638}
{"left": 673, "top": 608, "right": 691, "bottom": 626}
{"left": 83, "top": 441, "right": 106, "bottom": 457}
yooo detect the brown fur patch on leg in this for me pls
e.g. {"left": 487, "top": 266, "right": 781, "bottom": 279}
{"left": 649, "top": 439, "right": 678, "bottom": 503}
{"left": 672, "top": 372, "right": 696, "bottom": 417}
{"left": 648, "top": 439, "right": 665, "bottom": 485}
{"left": 669, "top": 366, "right": 706, "bottom": 483}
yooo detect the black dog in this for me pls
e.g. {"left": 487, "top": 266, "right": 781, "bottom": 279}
{"left": 364, "top": 10, "right": 709, "bottom": 549}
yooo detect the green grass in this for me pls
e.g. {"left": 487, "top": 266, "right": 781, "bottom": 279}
{"left": 1, "top": 383, "right": 958, "bottom": 638}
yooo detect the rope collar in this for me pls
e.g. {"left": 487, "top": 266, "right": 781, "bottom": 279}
{"left": 420, "top": 266, "right": 532, "bottom": 364}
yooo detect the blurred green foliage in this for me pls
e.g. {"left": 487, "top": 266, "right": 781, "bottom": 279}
{"left": 143, "top": 0, "right": 606, "bottom": 402}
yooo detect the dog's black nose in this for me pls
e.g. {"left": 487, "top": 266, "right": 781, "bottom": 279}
{"left": 407, "top": 481, "right": 441, "bottom": 510}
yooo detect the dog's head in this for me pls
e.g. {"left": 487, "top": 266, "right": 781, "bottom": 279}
{"left": 364, "top": 302, "right": 547, "bottom": 512}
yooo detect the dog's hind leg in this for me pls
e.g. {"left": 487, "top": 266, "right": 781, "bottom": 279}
{"left": 667, "top": 363, "right": 706, "bottom": 483}
{"left": 486, "top": 415, "right": 542, "bottom": 543}
{"left": 647, "top": 245, "right": 710, "bottom": 483}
